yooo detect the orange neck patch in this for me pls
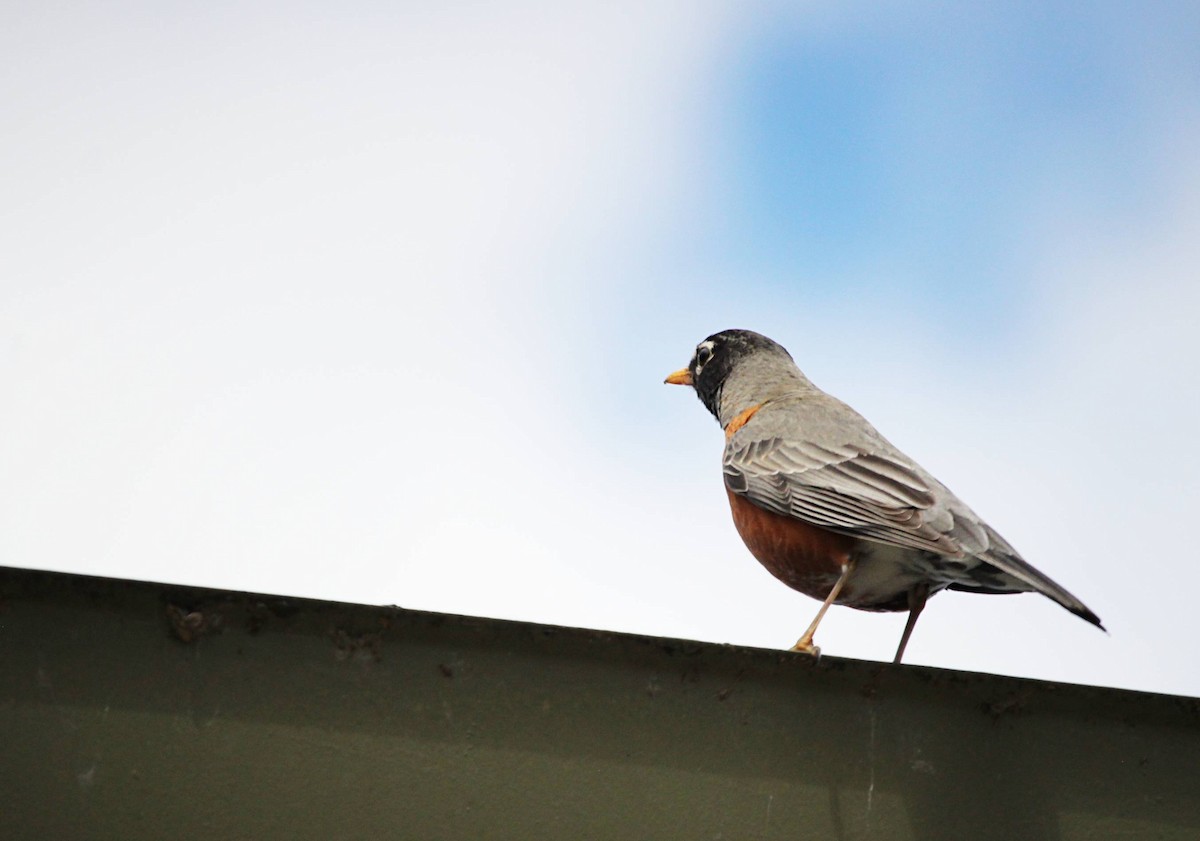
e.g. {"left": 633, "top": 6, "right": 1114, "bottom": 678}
{"left": 724, "top": 403, "right": 762, "bottom": 439}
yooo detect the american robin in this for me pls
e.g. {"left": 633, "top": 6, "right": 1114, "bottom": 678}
{"left": 665, "top": 329, "right": 1103, "bottom": 663}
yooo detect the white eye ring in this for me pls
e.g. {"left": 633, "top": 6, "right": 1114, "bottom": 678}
{"left": 694, "top": 341, "right": 714, "bottom": 370}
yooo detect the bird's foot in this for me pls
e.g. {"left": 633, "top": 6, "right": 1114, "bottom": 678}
{"left": 789, "top": 638, "right": 821, "bottom": 658}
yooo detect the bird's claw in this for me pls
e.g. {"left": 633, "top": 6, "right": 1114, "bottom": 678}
{"left": 789, "top": 639, "right": 821, "bottom": 658}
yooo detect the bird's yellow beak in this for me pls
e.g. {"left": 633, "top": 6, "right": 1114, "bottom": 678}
{"left": 664, "top": 367, "right": 693, "bottom": 386}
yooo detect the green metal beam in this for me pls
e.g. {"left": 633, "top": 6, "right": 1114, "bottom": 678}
{"left": 2, "top": 566, "right": 1197, "bottom": 840}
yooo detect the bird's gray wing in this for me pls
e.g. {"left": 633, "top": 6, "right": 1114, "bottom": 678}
{"left": 722, "top": 433, "right": 986, "bottom": 558}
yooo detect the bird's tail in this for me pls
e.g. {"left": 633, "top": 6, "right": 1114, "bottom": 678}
{"left": 949, "top": 526, "right": 1105, "bottom": 631}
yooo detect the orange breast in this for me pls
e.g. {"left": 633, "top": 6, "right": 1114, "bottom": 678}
{"left": 725, "top": 489, "right": 858, "bottom": 601}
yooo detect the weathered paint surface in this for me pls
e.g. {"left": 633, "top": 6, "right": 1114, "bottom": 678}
{"left": 1, "top": 566, "right": 1198, "bottom": 840}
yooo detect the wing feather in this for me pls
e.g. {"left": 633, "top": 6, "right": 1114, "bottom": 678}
{"left": 724, "top": 435, "right": 967, "bottom": 557}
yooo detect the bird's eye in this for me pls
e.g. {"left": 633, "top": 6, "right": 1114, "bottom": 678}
{"left": 695, "top": 343, "right": 714, "bottom": 368}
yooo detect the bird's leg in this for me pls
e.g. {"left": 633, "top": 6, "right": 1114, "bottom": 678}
{"left": 790, "top": 560, "right": 854, "bottom": 656}
{"left": 892, "top": 582, "right": 931, "bottom": 665}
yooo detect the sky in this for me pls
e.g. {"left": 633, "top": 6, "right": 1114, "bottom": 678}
{"left": 3, "top": 2, "right": 1199, "bottom": 698}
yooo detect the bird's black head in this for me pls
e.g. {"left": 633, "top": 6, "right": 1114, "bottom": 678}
{"left": 665, "top": 329, "right": 793, "bottom": 419}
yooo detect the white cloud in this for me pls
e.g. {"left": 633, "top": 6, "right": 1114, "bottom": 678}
{"left": 0, "top": 4, "right": 733, "bottom": 600}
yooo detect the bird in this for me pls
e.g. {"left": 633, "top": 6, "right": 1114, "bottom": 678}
{"left": 664, "top": 329, "right": 1103, "bottom": 664}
